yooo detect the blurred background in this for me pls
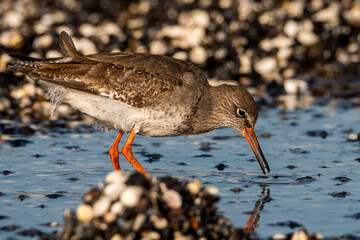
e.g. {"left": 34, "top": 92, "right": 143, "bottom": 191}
{"left": 1, "top": 0, "right": 360, "bottom": 122}
{"left": 1, "top": 1, "right": 360, "bottom": 239}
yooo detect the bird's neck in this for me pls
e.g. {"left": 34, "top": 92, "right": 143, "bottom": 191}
{"left": 191, "top": 85, "right": 228, "bottom": 134}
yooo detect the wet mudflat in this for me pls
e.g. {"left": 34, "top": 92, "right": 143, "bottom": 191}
{"left": 1, "top": 96, "right": 359, "bottom": 239}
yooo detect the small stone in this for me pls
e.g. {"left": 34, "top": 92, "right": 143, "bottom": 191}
{"left": 0, "top": 53, "right": 12, "bottom": 72}
{"left": 291, "top": 229, "right": 308, "bottom": 240}
{"left": 3, "top": 10, "right": 24, "bottom": 28}
{"left": 254, "top": 57, "right": 277, "bottom": 76}
{"left": 173, "top": 51, "right": 188, "bottom": 61}
{"left": 218, "top": 0, "right": 232, "bottom": 9}
{"left": 313, "top": 2, "right": 340, "bottom": 24}
{"left": 272, "top": 233, "right": 286, "bottom": 239}
{"left": 187, "top": 180, "right": 202, "bottom": 195}
{"left": 150, "top": 40, "right": 168, "bottom": 55}
{"left": 284, "top": 20, "right": 299, "bottom": 38}
{"left": 93, "top": 197, "right": 111, "bottom": 217}
{"left": 34, "top": 22, "right": 50, "bottom": 35}
{"left": 151, "top": 216, "right": 168, "bottom": 229}
{"left": 204, "top": 186, "right": 219, "bottom": 195}
{"left": 33, "top": 34, "right": 53, "bottom": 49}
{"left": 190, "top": 46, "right": 207, "bottom": 65}
{"left": 273, "top": 35, "right": 293, "bottom": 49}
{"left": 104, "top": 182, "right": 124, "bottom": 200}
{"left": 132, "top": 213, "right": 146, "bottom": 231}
{"left": 110, "top": 201, "right": 124, "bottom": 214}
{"left": 277, "top": 48, "right": 293, "bottom": 61}
{"left": 343, "top": 4, "right": 360, "bottom": 25}
{"left": 99, "top": 21, "right": 121, "bottom": 37}
{"left": 110, "top": 234, "right": 123, "bottom": 240}
{"left": 50, "top": 221, "right": 59, "bottom": 227}
{"left": 0, "top": 30, "right": 24, "bottom": 49}
{"left": 334, "top": 176, "right": 351, "bottom": 183}
{"left": 161, "top": 25, "right": 204, "bottom": 48}
{"left": 347, "top": 133, "right": 359, "bottom": 141}
{"left": 284, "top": 79, "right": 308, "bottom": 95}
{"left": 141, "top": 231, "right": 161, "bottom": 240}
{"left": 72, "top": 37, "right": 97, "bottom": 55}
{"left": 76, "top": 204, "right": 93, "bottom": 222}
{"left": 297, "top": 30, "right": 319, "bottom": 46}
{"left": 11, "top": 83, "right": 36, "bottom": 99}
{"left": 104, "top": 212, "right": 117, "bottom": 223}
{"left": 0, "top": 97, "right": 11, "bottom": 112}
{"left": 214, "top": 48, "right": 227, "bottom": 60}
{"left": 45, "top": 50, "right": 63, "bottom": 58}
{"left": 106, "top": 171, "right": 125, "bottom": 184}
{"left": 162, "top": 189, "right": 182, "bottom": 209}
{"left": 120, "top": 186, "right": 143, "bottom": 207}
{"left": 137, "top": 1, "right": 151, "bottom": 15}
{"left": 178, "top": 9, "right": 210, "bottom": 28}
{"left": 79, "top": 23, "right": 97, "bottom": 37}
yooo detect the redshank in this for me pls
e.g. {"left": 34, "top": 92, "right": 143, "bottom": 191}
{"left": 7, "top": 31, "right": 270, "bottom": 176}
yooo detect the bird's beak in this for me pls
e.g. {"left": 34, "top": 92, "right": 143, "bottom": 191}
{"left": 243, "top": 127, "right": 270, "bottom": 174}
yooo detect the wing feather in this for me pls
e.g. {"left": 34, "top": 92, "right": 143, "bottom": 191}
{"left": 7, "top": 32, "right": 209, "bottom": 108}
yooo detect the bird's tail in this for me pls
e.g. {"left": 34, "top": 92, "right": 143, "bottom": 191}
{"left": 7, "top": 31, "right": 86, "bottom": 75}
{"left": 6, "top": 55, "right": 42, "bottom": 74}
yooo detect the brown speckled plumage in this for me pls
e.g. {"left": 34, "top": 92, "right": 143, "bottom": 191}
{"left": 7, "top": 31, "right": 270, "bottom": 175}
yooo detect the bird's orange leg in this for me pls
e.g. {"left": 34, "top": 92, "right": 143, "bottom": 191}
{"left": 108, "top": 130, "right": 123, "bottom": 171}
{"left": 121, "top": 129, "right": 149, "bottom": 176}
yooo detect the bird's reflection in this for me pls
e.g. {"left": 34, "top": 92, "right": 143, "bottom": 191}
{"left": 243, "top": 185, "right": 271, "bottom": 233}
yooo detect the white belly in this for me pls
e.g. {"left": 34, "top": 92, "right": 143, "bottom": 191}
{"left": 42, "top": 83, "right": 191, "bottom": 137}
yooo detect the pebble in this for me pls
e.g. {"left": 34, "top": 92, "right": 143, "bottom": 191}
{"left": 297, "top": 30, "right": 319, "bottom": 46}
{"left": 120, "top": 186, "right": 143, "bottom": 207}
{"left": 79, "top": 23, "right": 97, "bottom": 38}
{"left": 72, "top": 37, "right": 98, "bottom": 55}
{"left": 204, "top": 186, "right": 219, "bottom": 195}
{"left": 272, "top": 233, "right": 287, "bottom": 239}
{"left": 178, "top": 9, "right": 210, "bottom": 28}
{"left": 0, "top": 97, "right": 11, "bottom": 112}
{"left": 290, "top": 229, "right": 308, "bottom": 240}
{"left": 110, "top": 201, "right": 124, "bottom": 215}
{"left": 347, "top": 133, "right": 359, "bottom": 141}
{"left": 104, "top": 182, "right": 124, "bottom": 200}
{"left": 162, "top": 189, "right": 182, "bottom": 209}
{"left": 189, "top": 46, "right": 207, "bottom": 65}
{"left": 76, "top": 204, "right": 94, "bottom": 222}
{"left": 110, "top": 234, "right": 122, "bottom": 240}
{"left": 186, "top": 180, "right": 202, "bottom": 195}
{"left": 284, "top": 20, "right": 299, "bottom": 38}
{"left": 10, "top": 83, "right": 36, "bottom": 99}
{"left": 105, "top": 171, "right": 125, "bottom": 184}
{"left": 33, "top": 34, "right": 53, "bottom": 49}
{"left": 150, "top": 40, "right": 168, "bottom": 55}
{"left": 0, "top": 30, "right": 24, "bottom": 49}
{"left": 104, "top": 211, "right": 117, "bottom": 223}
{"left": 254, "top": 57, "right": 277, "bottom": 76}
{"left": 132, "top": 213, "right": 146, "bottom": 231}
{"left": 3, "top": 10, "right": 24, "bottom": 28}
{"left": 172, "top": 51, "right": 188, "bottom": 61}
{"left": 45, "top": 50, "right": 63, "bottom": 58}
{"left": 284, "top": 79, "right": 308, "bottom": 95}
{"left": 93, "top": 196, "right": 111, "bottom": 217}
{"left": 151, "top": 216, "right": 168, "bottom": 230}
{"left": 57, "top": 172, "right": 242, "bottom": 239}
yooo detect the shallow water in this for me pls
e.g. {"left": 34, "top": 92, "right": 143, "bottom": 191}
{"left": 1, "top": 96, "right": 360, "bottom": 239}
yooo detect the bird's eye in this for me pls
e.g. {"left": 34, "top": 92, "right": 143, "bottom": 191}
{"left": 236, "top": 108, "right": 246, "bottom": 118}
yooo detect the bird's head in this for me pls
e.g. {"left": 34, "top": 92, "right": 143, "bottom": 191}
{"left": 213, "top": 85, "right": 270, "bottom": 174}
